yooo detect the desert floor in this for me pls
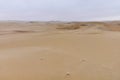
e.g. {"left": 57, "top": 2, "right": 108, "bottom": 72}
{"left": 0, "top": 21, "right": 120, "bottom": 80}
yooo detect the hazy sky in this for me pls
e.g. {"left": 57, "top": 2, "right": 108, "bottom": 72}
{"left": 0, "top": 0, "right": 120, "bottom": 21}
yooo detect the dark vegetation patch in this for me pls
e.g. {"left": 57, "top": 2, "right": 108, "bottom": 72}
{"left": 13, "top": 30, "right": 35, "bottom": 33}
{"left": 56, "top": 24, "right": 80, "bottom": 30}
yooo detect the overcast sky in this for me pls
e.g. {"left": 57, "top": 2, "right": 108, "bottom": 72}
{"left": 0, "top": 0, "right": 120, "bottom": 21}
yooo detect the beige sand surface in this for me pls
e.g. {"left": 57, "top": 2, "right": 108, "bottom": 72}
{"left": 0, "top": 21, "right": 120, "bottom": 80}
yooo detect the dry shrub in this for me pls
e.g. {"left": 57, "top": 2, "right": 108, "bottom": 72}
{"left": 80, "top": 24, "right": 88, "bottom": 26}
{"left": 105, "top": 26, "right": 120, "bottom": 31}
{"left": 56, "top": 23, "right": 80, "bottom": 30}
{"left": 103, "top": 23, "right": 120, "bottom": 31}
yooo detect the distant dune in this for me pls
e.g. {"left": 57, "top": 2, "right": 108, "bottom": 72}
{"left": 0, "top": 21, "right": 120, "bottom": 80}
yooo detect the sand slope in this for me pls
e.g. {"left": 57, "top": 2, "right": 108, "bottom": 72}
{"left": 0, "top": 21, "right": 120, "bottom": 80}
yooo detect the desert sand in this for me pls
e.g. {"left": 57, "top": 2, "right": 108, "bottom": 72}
{"left": 0, "top": 21, "right": 120, "bottom": 80}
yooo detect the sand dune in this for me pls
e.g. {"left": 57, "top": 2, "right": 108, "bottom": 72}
{"left": 0, "top": 21, "right": 120, "bottom": 80}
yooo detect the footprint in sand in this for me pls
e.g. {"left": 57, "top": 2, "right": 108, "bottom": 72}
{"left": 80, "top": 59, "right": 87, "bottom": 63}
{"left": 64, "top": 72, "right": 71, "bottom": 80}
{"left": 40, "top": 57, "right": 44, "bottom": 61}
